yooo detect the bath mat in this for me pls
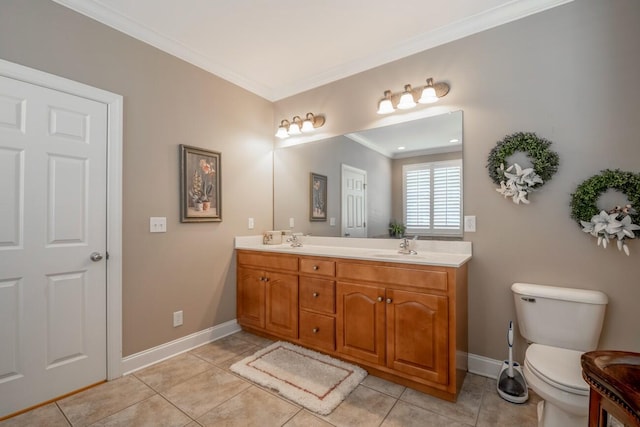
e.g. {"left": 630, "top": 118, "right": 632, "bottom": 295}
{"left": 230, "top": 341, "right": 367, "bottom": 415}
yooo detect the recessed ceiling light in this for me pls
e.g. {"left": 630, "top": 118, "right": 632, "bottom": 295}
{"left": 449, "top": 138, "right": 459, "bottom": 143}
{"left": 397, "top": 146, "right": 406, "bottom": 150}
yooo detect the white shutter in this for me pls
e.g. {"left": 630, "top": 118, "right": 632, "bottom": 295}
{"left": 404, "top": 166, "right": 430, "bottom": 228}
{"left": 433, "top": 164, "right": 461, "bottom": 230}
{"left": 402, "top": 159, "right": 462, "bottom": 236}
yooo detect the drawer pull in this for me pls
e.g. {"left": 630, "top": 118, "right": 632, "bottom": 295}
{"left": 377, "top": 296, "right": 383, "bottom": 302}
{"left": 386, "top": 298, "right": 393, "bottom": 304}
{"left": 312, "top": 327, "right": 319, "bottom": 334}
{"left": 312, "top": 292, "right": 319, "bottom": 298}
{"left": 312, "top": 265, "right": 319, "bottom": 271}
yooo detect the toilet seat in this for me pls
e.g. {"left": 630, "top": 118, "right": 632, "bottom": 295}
{"left": 525, "top": 344, "right": 589, "bottom": 396}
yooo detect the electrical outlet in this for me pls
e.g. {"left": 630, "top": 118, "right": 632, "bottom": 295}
{"left": 173, "top": 310, "right": 183, "bottom": 327}
{"left": 464, "top": 215, "right": 476, "bottom": 232}
{"left": 248, "top": 217, "right": 254, "bottom": 229}
{"left": 150, "top": 217, "right": 167, "bottom": 233}
{"left": 330, "top": 217, "right": 336, "bottom": 226}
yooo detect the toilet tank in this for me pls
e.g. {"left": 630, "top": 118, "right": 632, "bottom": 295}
{"left": 511, "top": 283, "right": 608, "bottom": 352}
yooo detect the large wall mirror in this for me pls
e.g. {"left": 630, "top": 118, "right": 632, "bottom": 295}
{"left": 273, "top": 110, "right": 463, "bottom": 239}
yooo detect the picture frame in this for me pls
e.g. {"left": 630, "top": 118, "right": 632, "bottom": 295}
{"left": 180, "top": 144, "right": 222, "bottom": 222}
{"left": 310, "top": 172, "right": 327, "bottom": 221}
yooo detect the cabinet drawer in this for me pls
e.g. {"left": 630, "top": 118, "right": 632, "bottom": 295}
{"left": 337, "top": 262, "right": 447, "bottom": 291}
{"left": 300, "top": 277, "right": 335, "bottom": 314}
{"left": 300, "top": 257, "right": 335, "bottom": 277}
{"left": 299, "top": 311, "right": 335, "bottom": 351}
{"left": 237, "top": 251, "right": 298, "bottom": 272}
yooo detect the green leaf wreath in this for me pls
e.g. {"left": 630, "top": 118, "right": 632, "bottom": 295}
{"left": 570, "top": 169, "right": 640, "bottom": 255}
{"left": 487, "top": 132, "right": 560, "bottom": 204}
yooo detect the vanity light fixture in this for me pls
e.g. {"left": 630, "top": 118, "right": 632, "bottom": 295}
{"left": 377, "top": 77, "right": 450, "bottom": 114}
{"left": 275, "top": 112, "right": 325, "bottom": 139}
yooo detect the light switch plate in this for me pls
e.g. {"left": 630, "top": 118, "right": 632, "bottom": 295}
{"left": 289, "top": 217, "right": 295, "bottom": 228}
{"left": 248, "top": 218, "right": 254, "bottom": 229}
{"left": 464, "top": 215, "right": 476, "bottom": 232}
{"left": 330, "top": 217, "right": 336, "bottom": 226}
{"left": 150, "top": 217, "right": 167, "bottom": 233}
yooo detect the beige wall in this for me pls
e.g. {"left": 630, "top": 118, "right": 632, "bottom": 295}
{"left": 0, "top": 0, "right": 273, "bottom": 356}
{"left": 2, "top": 0, "right": 639, "bottom": 364}
{"left": 275, "top": 0, "right": 640, "bottom": 360}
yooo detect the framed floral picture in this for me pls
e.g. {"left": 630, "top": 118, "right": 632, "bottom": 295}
{"left": 180, "top": 144, "right": 221, "bottom": 222}
{"left": 310, "top": 172, "right": 327, "bottom": 221}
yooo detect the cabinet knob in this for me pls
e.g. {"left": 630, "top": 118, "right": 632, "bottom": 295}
{"left": 377, "top": 296, "right": 383, "bottom": 302}
{"left": 386, "top": 298, "right": 393, "bottom": 304}
{"left": 312, "top": 327, "right": 319, "bottom": 334}
{"left": 312, "top": 292, "right": 319, "bottom": 298}
{"left": 259, "top": 277, "right": 265, "bottom": 282}
{"left": 312, "top": 265, "right": 319, "bottom": 271}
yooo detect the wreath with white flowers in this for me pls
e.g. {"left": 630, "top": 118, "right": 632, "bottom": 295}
{"left": 487, "top": 132, "right": 560, "bottom": 204}
{"left": 570, "top": 169, "right": 640, "bottom": 255}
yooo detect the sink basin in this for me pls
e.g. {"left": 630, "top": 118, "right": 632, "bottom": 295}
{"left": 371, "top": 253, "right": 422, "bottom": 259}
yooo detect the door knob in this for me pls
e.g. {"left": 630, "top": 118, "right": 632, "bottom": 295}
{"left": 90, "top": 252, "right": 103, "bottom": 262}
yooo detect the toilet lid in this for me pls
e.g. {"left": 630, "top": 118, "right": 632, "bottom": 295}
{"left": 525, "top": 344, "right": 589, "bottom": 396}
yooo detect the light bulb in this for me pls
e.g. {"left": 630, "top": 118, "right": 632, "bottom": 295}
{"left": 418, "top": 86, "right": 438, "bottom": 104}
{"left": 275, "top": 120, "right": 289, "bottom": 138}
{"left": 288, "top": 119, "right": 301, "bottom": 135}
{"left": 301, "top": 113, "right": 315, "bottom": 132}
{"left": 397, "top": 85, "right": 416, "bottom": 110}
{"left": 377, "top": 90, "right": 395, "bottom": 114}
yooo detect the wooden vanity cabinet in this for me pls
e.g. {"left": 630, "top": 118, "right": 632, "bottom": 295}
{"left": 236, "top": 249, "right": 468, "bottom": 402}
{"left": 236, "top": 251, "right": 299, "bottom": 339}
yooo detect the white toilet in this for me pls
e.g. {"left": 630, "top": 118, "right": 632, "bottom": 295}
{"left": 511, "top": 283, "right": 608, "bottom": 427}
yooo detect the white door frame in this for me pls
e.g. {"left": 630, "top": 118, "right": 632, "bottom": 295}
{"left": 0, "top": 59, "right": 124, "bottom": 380}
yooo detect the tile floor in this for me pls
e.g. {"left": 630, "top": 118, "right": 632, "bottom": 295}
{"left": 1, "top": 331, "right": 540, "bottom": 427}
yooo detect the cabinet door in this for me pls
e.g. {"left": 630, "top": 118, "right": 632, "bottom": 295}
{"left": 336, "top": 282, "right": 386, "bottom": 365}
{"left": 386, "top": 289, "right": 449, "bottom": 385}
{"left": 265, "top": 271, "right": 299, "bottom": 339}
{"left": 237, "top": 267, "right": 265, "bottom": 329}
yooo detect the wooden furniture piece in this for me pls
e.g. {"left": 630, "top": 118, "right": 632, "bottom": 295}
{"left": 581, "top": 350, "right": 640, "bottom": 427}
{"left": 236, "top": 249, "right": 468, "bottom": 401}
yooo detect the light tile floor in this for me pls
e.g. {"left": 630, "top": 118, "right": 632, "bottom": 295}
{"left": 1, "top": 331, "right": 540, "bottom": 427}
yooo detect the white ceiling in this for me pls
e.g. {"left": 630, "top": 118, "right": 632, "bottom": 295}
{"left": 52, "top": 0, "right": 571, "bottom": 101}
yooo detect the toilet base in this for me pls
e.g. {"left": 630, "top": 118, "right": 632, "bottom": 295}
{"left": 537, "top": 400, "right": 588, "bottom": 427}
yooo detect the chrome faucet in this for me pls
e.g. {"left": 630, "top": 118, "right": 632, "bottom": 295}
{"left": 398, "top": 236, "right": 418, "bottom": 255}
{"left": 287, "top": 234, "right": 303, "bottom": 248}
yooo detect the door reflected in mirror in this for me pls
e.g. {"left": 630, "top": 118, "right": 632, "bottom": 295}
{"left": 273, "top": 110, "right": 463, "bottom": 239}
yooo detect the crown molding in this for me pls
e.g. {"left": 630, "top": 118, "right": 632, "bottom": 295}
{"left": 52, "top": 0, "right": 573, "bottom": 102}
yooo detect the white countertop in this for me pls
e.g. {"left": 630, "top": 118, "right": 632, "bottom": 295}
{"left": 235, "top": 235, "right": 472, "bottom": 268}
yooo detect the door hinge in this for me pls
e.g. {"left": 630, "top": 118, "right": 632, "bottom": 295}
{"left": 106, "top": 251, "right": 110, "bottom": 260}
{"left": 363, "top": 183, "right": 367, "bottom": 190}
{"left": 363, "top": 221, "right": 366, "bottom": 227}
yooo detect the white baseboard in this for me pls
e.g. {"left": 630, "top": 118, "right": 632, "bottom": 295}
{"left": 468, "top": 353, "right": 503, "bottom": 379}
{"left": 120, "top": 322, "right": 505, "bottom": 382}
{"left": 121, "top": 319, "right": 241, "bottom": 375}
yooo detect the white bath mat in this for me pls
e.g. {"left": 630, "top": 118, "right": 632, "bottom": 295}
{"left": 230, "top": 341, "right": 367, "bottom": 415}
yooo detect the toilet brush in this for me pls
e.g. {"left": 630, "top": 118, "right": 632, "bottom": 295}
{"left": 497, "top": 321, "right": 529, "bottom": 403}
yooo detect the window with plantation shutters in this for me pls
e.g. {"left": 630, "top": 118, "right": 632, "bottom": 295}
{"left": 402, "top": 159, "right": 462, "bottom": 236}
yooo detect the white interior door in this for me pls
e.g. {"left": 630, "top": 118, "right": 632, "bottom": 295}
{"left": 341, "top": 164, "right": 367, "bottom": 238}
{"left": 0, "top": 75, "right": 108, "bottom": 417}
